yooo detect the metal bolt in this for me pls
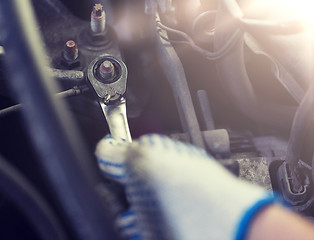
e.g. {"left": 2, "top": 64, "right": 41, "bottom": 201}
{"left": 63, "top": 40, "right": 78, "bottom": 61}
{"left": 91, "top": 4, "right": 106, "bottom": 33}
{"left": 99, "top": 60, "right": 115, "bottom": 80}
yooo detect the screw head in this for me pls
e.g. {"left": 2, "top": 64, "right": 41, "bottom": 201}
{"left": 99, "top": 60, "right": 115, "bottom": 80}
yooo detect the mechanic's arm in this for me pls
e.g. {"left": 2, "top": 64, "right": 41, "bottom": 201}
{"left": 96, "top": 134, "right": 314, "bottom": 240}
{"left": 248, "top": 204, "right": 314, "bottom": 240}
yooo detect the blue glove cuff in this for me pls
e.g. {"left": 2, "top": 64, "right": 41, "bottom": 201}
{"left": 235, "top": 195, "right": 276, "bottom": 240}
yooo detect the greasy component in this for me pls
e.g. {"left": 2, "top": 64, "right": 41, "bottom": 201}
{"left": 156, "top": 15, "right": 205, "bottom": 149}
{"left": 100, "top": 98, "right": 132, "bottom": 142}
{"left": 47, "top": 68, "right": 85, "bottom": 85}
{"left": 87, "top": 54, "right": 127, "bottom": 103}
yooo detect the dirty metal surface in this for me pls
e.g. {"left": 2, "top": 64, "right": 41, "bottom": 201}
{"left": 237, "top": 157, "right": 272, "bottom": 190}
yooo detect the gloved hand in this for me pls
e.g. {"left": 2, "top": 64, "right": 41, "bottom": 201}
{"left": 96, "top": 134, "right": 276, "bottom": 240}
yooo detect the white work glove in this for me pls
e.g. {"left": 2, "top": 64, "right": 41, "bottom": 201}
{"left": 96, "top": 134, "right": 276, "bottom": 240}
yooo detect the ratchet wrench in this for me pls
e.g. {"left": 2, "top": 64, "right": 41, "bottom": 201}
{"left": 87, "top": 55, "right": 132, "bottom": 142}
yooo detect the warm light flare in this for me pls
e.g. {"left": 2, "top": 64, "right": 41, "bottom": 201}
{"left": 244, "top": 0, "right": 314, "bottom": 28}
{"left": 284, "top": 0, "right": 314, "bottom": 27}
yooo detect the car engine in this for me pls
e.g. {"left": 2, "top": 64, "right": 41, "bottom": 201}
{"left": 0, "top": 0, "right": 313, "bottom": 239}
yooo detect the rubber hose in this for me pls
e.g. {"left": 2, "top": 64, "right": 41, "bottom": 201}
{"left": 0, "top": 155, "right": 67, "bottom": 240}
{"left": 0, "top": 1, "right": 119, "bottom": 239}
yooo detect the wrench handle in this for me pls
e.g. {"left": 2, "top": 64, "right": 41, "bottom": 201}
{"left": 100, "top": 98, "right": 132, "bottom": 142}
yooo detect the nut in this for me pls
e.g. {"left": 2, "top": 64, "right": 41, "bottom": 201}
{"left": 99, "top": 60, "right": 115, "bottom": 80}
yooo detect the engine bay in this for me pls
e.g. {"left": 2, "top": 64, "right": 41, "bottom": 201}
{"left": 0, "top": 0, "right": 314, "bottom": 239}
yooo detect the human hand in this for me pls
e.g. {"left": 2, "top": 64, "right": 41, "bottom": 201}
{"left": 96, "top": 134, "right": 275, "bottom": 240}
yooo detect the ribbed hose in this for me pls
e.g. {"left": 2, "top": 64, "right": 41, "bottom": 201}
{"left": 0, "top": 1, "right": 119, "bottom": 240}
{"left": 214, "top": 0, "right": 297, "bottom": 131}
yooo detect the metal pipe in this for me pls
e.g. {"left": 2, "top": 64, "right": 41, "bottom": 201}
{"left": 156, "top": 16, "right": 205, "bottom": 149}
{"left": 0, "top": 1, "right": 120, "bottom": 239}
{"left": 197, "top": 90, "right": 215, "bottom": 131}
{"left": 0, "top": 87, "right": 88, "bottom": 118}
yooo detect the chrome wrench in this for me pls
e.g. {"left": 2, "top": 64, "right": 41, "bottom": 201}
{"left": 88, "top": 55, "right": 132, "bottom": 142}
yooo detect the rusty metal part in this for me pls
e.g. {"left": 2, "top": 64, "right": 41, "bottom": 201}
{"left": 99, "top": 60, "right": 115, "bottom": 80}
{"left": 91, "top": 4, "right": 106, "bottom": 33}
{"left": 63, "top": 40, "right": 78, "bottom": 61}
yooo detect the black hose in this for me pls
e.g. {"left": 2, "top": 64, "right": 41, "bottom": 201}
{"left": 0, "top": 155, "right": 67, "bottom": 240}
{"left": 286, "top": 84, "right": 314, "bottom": 167}
{"left": 0, "top": 1, "right": 119, "bottom": 240}
{"left": 214, "top": 0, "right": 297, "bottom": 131}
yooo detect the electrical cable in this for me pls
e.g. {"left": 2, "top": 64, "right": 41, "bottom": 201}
{"left": 156, "top": 18, "right": 241, "bottom": 60}
{"left": 159, "top": 8, "right": 302, "bottom": 61}
{"left": 157, "top": 29, "right": 190, "bottom": 45}
{"left": 0, "top": 154, "right": 67, "bottom": 240}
